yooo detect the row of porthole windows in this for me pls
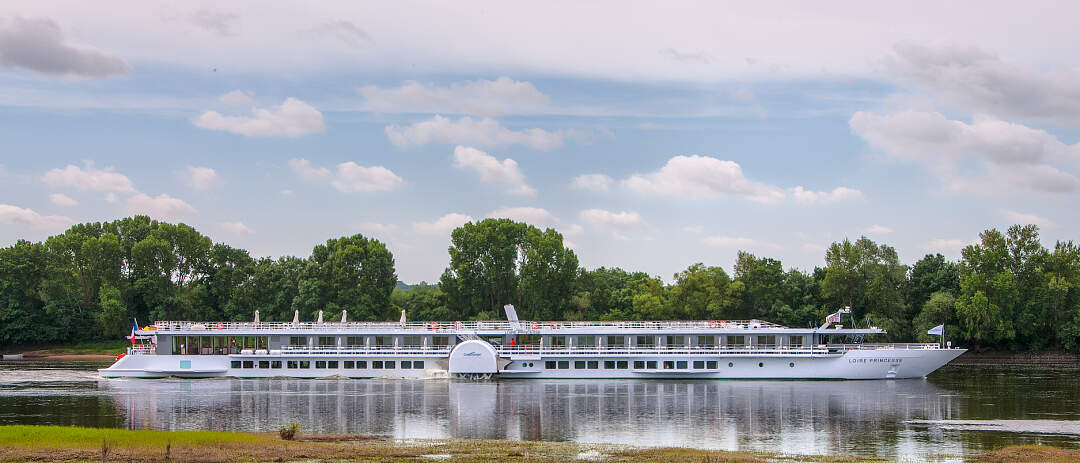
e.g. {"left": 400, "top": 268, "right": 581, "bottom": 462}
{"left": 229, "top": 360, "right": 425, "bottom": 370}
{"left": 537, "top": 360, "right": 798, "bottom": 370}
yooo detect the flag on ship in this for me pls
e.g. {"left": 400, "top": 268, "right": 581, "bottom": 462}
{"left": 826, "top": 311, "right": 842, "bottom": 324}
{"left": 927, "top": 324, "right": 944, "bottom": 336}
{"left": 129, "top": 319, "right": 139, "bottom": 344}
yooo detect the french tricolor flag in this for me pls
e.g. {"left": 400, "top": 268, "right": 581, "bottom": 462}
{"left": 129, "top": 319, "right": 139, "bottom": 344}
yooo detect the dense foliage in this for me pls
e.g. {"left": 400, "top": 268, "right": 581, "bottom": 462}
{"left": 2, "top": 217, "right": 1079, "bottom": 352}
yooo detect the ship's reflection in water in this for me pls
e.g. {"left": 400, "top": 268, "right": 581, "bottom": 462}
{"left": 104, "top": 378, "right": 964, "bottom": 457}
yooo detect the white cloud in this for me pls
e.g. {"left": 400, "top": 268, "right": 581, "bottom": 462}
{"left": 279, "top": 189, "right": 293, "bottom": 197}
{"left": 563, "top": 224, "right": 584, "bottom": 236}
{"left": 48, "top": 193, "right": 78, "bottom": 207}
{"left": 413, "top": 213, "right": 474, "bottom": 236}
{"left": 0, "top": 17, "right": 131, "bottom": 78}
{"left": 486, "top": 206, "right": 558, "bottom": 228}
{"left": 570, "top": 173, "right": 614, "bottom": 192}
{"left": 188, "top": 9, "right": 239, "bottom": 37}
{"left": 702, "top": 235, "right": 780, "bottom": 250}
{"left": 354, "top": 222, "right": 398, "bottom": 235}
{"left": 863, "top": 224, "right": 893, "bottom": 234}
{"left": 612, "top": 232, "right": 632, "bottom": 241}
{"left": 181, "top": 166, "right": 222, "bottom": 190}
{"left": 221, "top": 221, "right": 254, "bottom": 235}
{"left": 1002, "top": 210, "right": 1057, "bottom": 228}
{"left": 218, "top": 90, "right": 254, "bottom": 106}
{"left": 386, "top": 115, "right": 565, "bottom": 150}
{"left": 682, "top": 225, "right": 704, "bottom": 234}
{"left": 288, "top": 158, "right": 403, "bottom": 193}
{"left": 578, "top": 209, "right": 646, "bottom": 230}
{"left": 360, "top": 77, "right": 549, "bottom": 117}
{"left": 790, "top": 186, "right": 863, "bottom": 204}
{"left": 194, "top": 97, "right": 324, "bottom": 137}
{"left": 623, "top": 155, "right": 785, "bottom": 204}
{"left": 802, "top": 243, "right": 826, "bottom": 253}
{"left": 306, "top": 20, "right": 373, "bottom": 48}
{"left": 850, "top": 111, "right": 1080, "bottom": 194}
{"left": 124, "top": 193, "right": 196, "bottom": 220}
{"left": 41, "top": 162, "right": 135, "bottom": 193}
{"left": 922, "top": 238, "right": 978, "bottom": 255}
{"left": 452, "top": 146, "right": 536, "bottom": 196}
{"left": 885, "top": 43, "right": 1080, "bottom": 127}
{"left": 0, "top": 203, "right": 73, "bottom": 230}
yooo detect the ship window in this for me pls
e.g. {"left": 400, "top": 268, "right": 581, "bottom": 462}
{"left": 401, "top": 361, "right": 412, "bottom": 369}
{"left": 315, "top": 361, "right": 326, "bottom": 369}
{"left": 633, "top": 361, "right": 645, "bottom": 369}
{"left": 346, "top": 336, "right": 364, "bottom": 347}
{"left": 344, "top": 361, "right": 355, "bottom": 369}
{"left": 242, "top": 361, "right": 253, "bottom": 369}
{"left": 299, "top": 361, "right": 310, "bottom": 369}
{"left": 257, "top": 336, "right": 268, "bottom": 351}
{"left": 228, "top": 336, "right": 240, "bottom": 354}
{"left": 214, "top": 336, "right": 226, "bottom": 355}
{"left": 587, "top": 361, "right": 599, "bottom": 369}
{"left": 517, "top": 334, "right": 541, "bottom": 346}
{"left": 557, "top": 361, "right": 569, "bottom": 369}
{"left": 726, "top": 336, "right": 745, "bottom": 346}
{"left": 646, "top": 361, "right": 657, "bottom": 369}
{"left": 373, "top": 361, "right": 384, "bottom": 369}
{"left": 635, "top": 336, "right": 655, "bottom": 347}
{"left": 676, "top": 361, "right": 687, "bottom": 369}
{"left": 693, "top": 361, "right": 704, "bottom": 369}
{"left": 666, "top": 336, "right": 685, "bottom": 347}
{"left": 697, "top": 336, "right": 715, "bottom": 347}
{"left": 201, "top": 336, "right": 213, "bottom": 355}
{"left": 604, "top": 361, "right": 616, "bottom": 369}
{"left": 545, "top": 361, "right": 557, "bottom": 369}
{"left": 414, "top": 361, "right": 425, "bottom": 369}
{"left": 318, "top": 337, "right": 335, "bottom": 347}
{"left": 789, "top": 362, "right": 795, "bottom": 368}
{"left": 707, "top": 361, "right": 717, "bottom": 369}
{"left": 617, "top": 361, "right": 628, "bottom": 369}
{"left": 172, "top": 337, "right": 183, "bottom": 355}
{"left": 432, "top": 336, "right": 450, "bottom": 346}
{"left": 663, "top": 361, "right": 674, "bottom": 369}
{"left": 402, "top": 336, "right": 422, "bottom": 347}
{"left": 243, "top": 336, "right": 256, "bottom": 350}
{"left": 290, "top": 336, "right": 306, "bottom": 346}
{"left": 574, "top": 361, "right": 586, "bottom": 369}
{"left": 374, "top": 336, "right": 393, "bottom": 347}
{"left": 756, "top": 335, "right": 776, "bottom": 346}
{"left": 482, "top": 335, "right": 503, "bottom": 346}
{"left": 287, "top": 361, "right": 298, "bottom": 369}
{"left": 576, "top": 336, "right": 596, "bottom": 346}
{"left": 271, "top": 361, "right": 282, "bottom": 368}
{"left": 231, "top": 361, "right": 241, "bottom": 368}
{"left": 728, "top": 362, "right": 734, "bottom": 367}
{"left": 385, "top": 361, "right": 396, "bottom": 369}
{"left": 607, "top": 336, "right": 625, "bottom": 347}
{"left": 327, "top": 361, "right": 338, "bottom": 368}
{"left": 356, "top": 361, "right": 367, "bottom": 368}
{"left": 549, "top": 336, "right": 567, "bottom": 349}
{"left": 258, "top": 361, "right": 269, "bottom": 368}
{"left": 789, "top": 336, "right": 804, "bottom": 347}
{"left": 758, "top": 362, "right": 764, "bottom": 368}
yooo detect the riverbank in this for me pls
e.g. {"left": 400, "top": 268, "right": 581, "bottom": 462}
{"left": 952, "top": 350, "right": 1080, "bottom": 365}
{"left": 1, "top": 340, "right": 127, "bottom": 361}
{"left": 0, "top": 426, "right": 1076, "bottom": 463}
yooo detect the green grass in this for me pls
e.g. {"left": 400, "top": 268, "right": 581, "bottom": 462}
{"left": 0, "top": 425, "right": 265, "bottom": 448}
{"left": 43, "top": 340, "right": 131, "bottom": 355}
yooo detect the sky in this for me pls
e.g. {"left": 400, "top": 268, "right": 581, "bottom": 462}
{"left": 1, "top": 1, "right": 1079, "bottom": 284}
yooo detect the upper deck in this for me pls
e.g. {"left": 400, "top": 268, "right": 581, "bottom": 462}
{"left": 144, "top": 319, "right": 884, "bottom": 336}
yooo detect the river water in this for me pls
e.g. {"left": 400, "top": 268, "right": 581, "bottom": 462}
{"left": 1, "top": 360, "right": 1078, "bottom": 462}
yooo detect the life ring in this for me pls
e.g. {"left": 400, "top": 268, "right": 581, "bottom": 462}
{"left": 216, "top": 322, "right": 224, "bottom": 330}
{"left": 720, "top": 320, "right": 728, "bottom": 328}
{"left": 549, "top": 321, "right": 558, "bottom": 329}
{"left": 708, "top": 320, "right": 718, "bottom": 329}
{"left": 429, "top": 321, "right": 439, "bottom": 330}
{"left": 454, "top": 320, "right": 462, "bottom": 329}
{"left": 115, "top": 353, "right": 126, "bottom": 362}
{"left": 530, "top": 321, "right": 540, "bottom": 330}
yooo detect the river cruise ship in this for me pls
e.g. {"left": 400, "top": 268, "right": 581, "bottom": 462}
{"left": 99, "top": 306, "right": 964, "bottom": 380}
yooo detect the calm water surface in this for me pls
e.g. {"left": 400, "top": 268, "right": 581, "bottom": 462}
{"left": 1, "top": 360, "right": 1078, "bottom": 462}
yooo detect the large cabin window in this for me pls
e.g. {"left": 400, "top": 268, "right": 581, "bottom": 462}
{"left": 726, "top": 335, "right": 746, "bottom": 346}
{"left": 635, "top": 335, "right": 655, "bottom": 347}
{"left": 201, "top": 336, "right": 213, "bottom": 355}
{"left": 346, "top": 336, "right": 364, "bottom": 347}
{"left": 789, "top": 335, "right": 804, "bottom": 347}
{"left": 576, "top": 336, "right": 596, "bottom": 347}
{"left": 374, "top": 336, "right": 393, "bottom": 347}
{"left": 432, "top": 336, "right": 449, "bottom": 346}
{"left": 607, "top": 336, "right": 625, "bottom": 347}
{"left": 756, "top": 335, "right": 776, "bottom": 347}
{"left": 516, "top": 334, "right": 540, "bottom": 346}
{"left": 549, "top": 336, "right": 567, "bottom": 349}
{"left": 214, "top": 336, "right": 226, "bottom": 355}
{"left": 665, "top": 335, "right": 685, "bottom": 347}
{"left": 697, "top": 335, "right": 715, "bottom": 347}
{"left": 402, "top": 336, "right": 421, "bottom": 347}
{"left": 318, "top": 336, "right": 335, "bottom": 347}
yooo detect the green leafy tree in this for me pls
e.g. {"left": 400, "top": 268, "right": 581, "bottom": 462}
{"left": 821, "top": 237, "right": 908, "bottom": 340}
{"left": 296, "top": 234, "right": 397, "bottom": 321}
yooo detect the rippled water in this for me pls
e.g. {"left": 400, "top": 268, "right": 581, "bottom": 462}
{"left": 1, "top": 360, "right": 1078, "bottom": 462}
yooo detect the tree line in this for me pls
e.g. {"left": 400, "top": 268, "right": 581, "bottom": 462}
{"left": 1, "top": 216, "right": 1078, "bottom": 351}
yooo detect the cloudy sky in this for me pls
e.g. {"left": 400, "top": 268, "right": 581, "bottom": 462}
{"left": 1, "top": 1, "right": 1078, "bottom": 283}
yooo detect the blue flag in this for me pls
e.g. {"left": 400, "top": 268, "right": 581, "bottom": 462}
{"left": 927, "top": 324, "right": 944, "bottom": 336}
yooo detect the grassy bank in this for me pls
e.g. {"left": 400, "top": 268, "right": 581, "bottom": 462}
{"left": 1, "top": 425, "right": 1076, "bottom": 463}
{"left": 2, "top": 340, "right": 128, "bottom": 358}
{"left": 953, "top": 350, "right": 1080, "bottom": 365}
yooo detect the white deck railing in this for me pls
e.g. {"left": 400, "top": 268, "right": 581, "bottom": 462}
{"left": 149, "top": 319, "right": 793, "bottom": 332}
{"left": 126, "top": 346, "right": 156, "bottom": 355}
